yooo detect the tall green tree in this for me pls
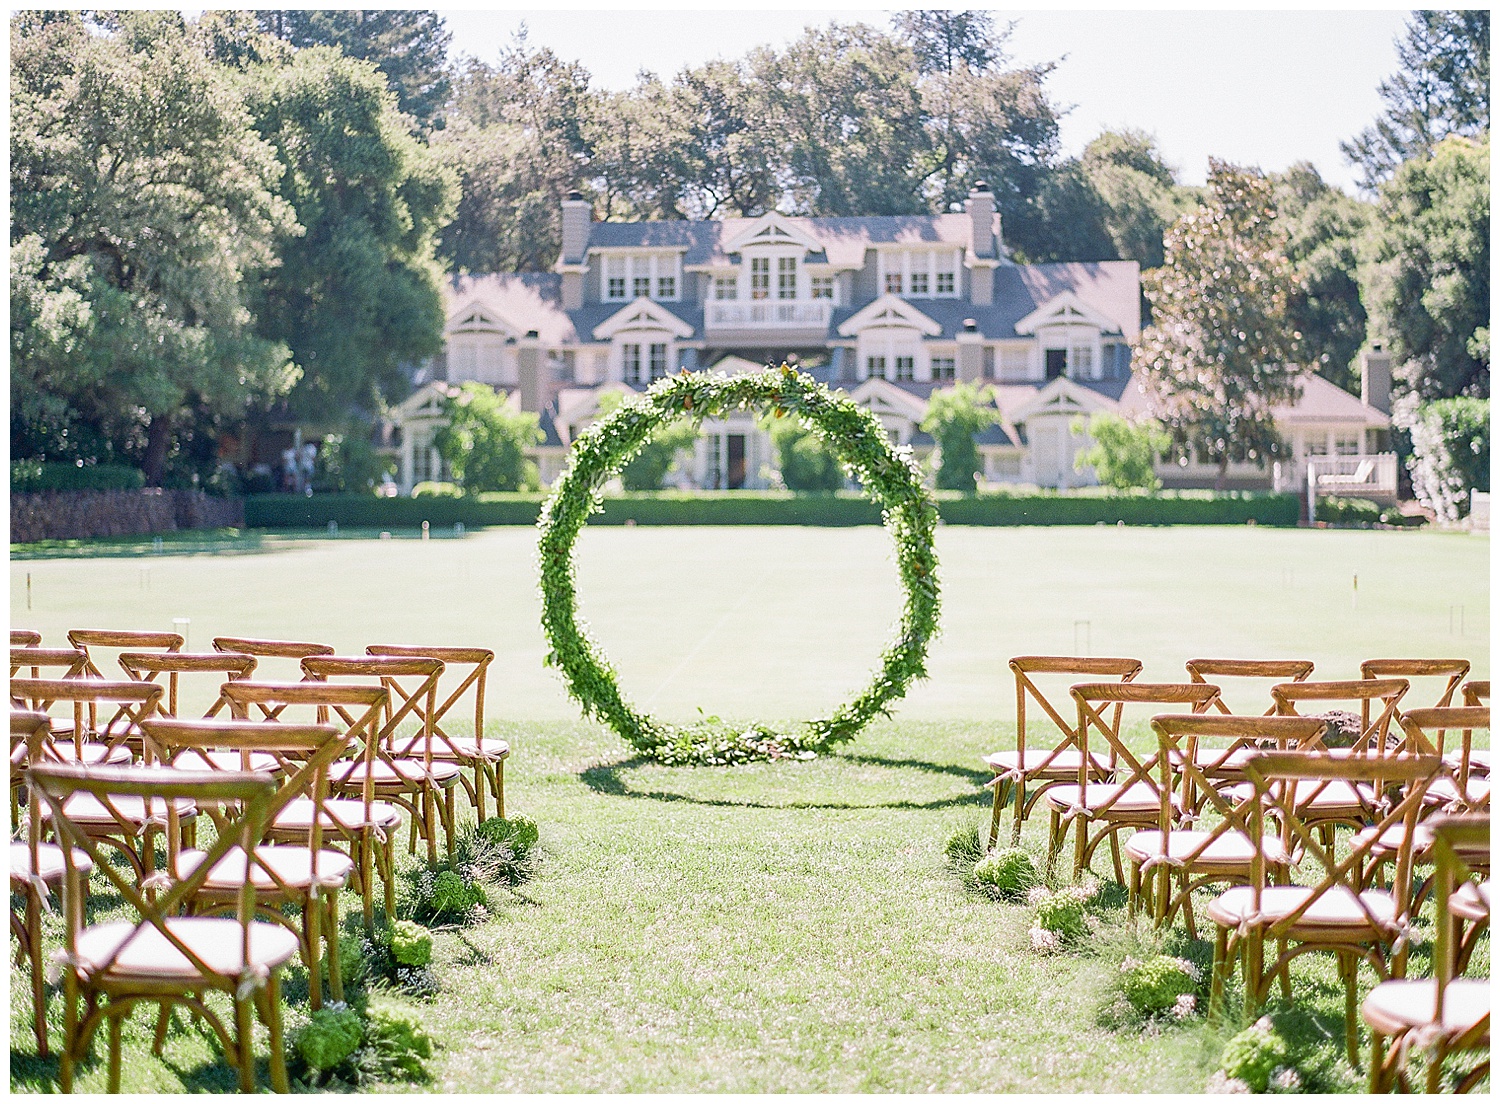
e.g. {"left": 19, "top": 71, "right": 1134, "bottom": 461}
{"left": 1360, "top": 134, "right": 1489, "bottom": 401}
{"left": 1073, "top": 413, "right": 1169, "bottom": 491}
{"left": 256, "top": 10, "right": 453, "bottom": 131}
{"left": 10, "top": 11, "right": 297, "bottom": 482}
{"left": 769, "top": 419, "right": 845, "bottom": 491}
{"left": 893, "top": 9, "right": 1007, "bottom": 74}
{"left": 1135, "top": 161, "right": 1307, "bottom": 488}
{"left": 921, "top": 382, "right": 998, "bottom": 492}
{"left": 1271, "top": 163, "right": 1371, "bottom": 393}
{"left": 247, "top": 47, "right": 457, "bottom": 425}
{"left": 1343, "top": 11, "right": 1489, "bottom": 190}
{"left": 594, "top": 391, "right": 700, "bottom": 490}
{"left": 433, "top": 383, "right": 542, "bottom": 493}
{"left": 656, "top": 59, "right": 782, "bottom": 220}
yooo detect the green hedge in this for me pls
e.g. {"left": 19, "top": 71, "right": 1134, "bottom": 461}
{"left": 12, "top": 460, "right": 145, "bottom": 493}
{"left": 1314, "top": 496, "right": 1383, "bottom": 527}
{"left": 246, "top": 490, "right": 1302, "bottom": 529}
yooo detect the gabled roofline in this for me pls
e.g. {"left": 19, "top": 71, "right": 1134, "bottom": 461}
{"left": 1006, "top": 375, "right": 1120, "bottom": 423}
{"left": 1014, "top": 290, "right": 1118, "bottom": 336}
{"left": 847, "top": 377, "right": 931, "bottom": 421}
{"left": 446, "top": 297, "right": 520, "bottom": 338}
{"left": 836, "top": 294, "right": 943, "bottom": 338}
{"left": 590, "top": 298, "right": 696, "bottom": 341}
{"left": 722, "top": 213, "right": 824, "bottom": 255}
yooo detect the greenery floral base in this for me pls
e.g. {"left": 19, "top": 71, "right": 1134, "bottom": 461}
{"left": 537, "top": 365, "right": 941, "bottom": 765}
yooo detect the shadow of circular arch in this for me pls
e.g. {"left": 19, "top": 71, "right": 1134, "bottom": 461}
{"left": 577, "top": 752, "right": 992, "bottom": 811}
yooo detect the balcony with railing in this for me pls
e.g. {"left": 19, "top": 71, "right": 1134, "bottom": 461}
{"left": 1275, "top": 453, "right": 1400, "bottom": 500}
{"left": 705, "top": 299, "right": 833, "bottom": 331}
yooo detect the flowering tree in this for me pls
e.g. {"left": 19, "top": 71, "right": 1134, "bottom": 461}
{"left": 1135, "top": 161, "right": 1306, "bottom": 489}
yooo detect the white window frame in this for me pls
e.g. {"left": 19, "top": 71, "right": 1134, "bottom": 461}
{"left": 777, "top": 256, "right": 797, "bottom": 301}
{"left": 879, "top": 249, "right": 963, "bottom": 299}
{"left": 605, "top": 256, "right": 627, "bottom": 301}
{"left": 602, "top": 253, "right": 682, "bottom": 302}
{"left": 866, "top": 355, "right": 887, "bottom": 380}
{"left": 713, "top": 275, "right": 738, "bottom": 301}
{"left": 622, "top": 343, "right": 643, "bottom": 384}
{"left": 930, "top": 355, "right": 956, "bottom": 381}
{"left": 649, "top": 342, "right": 668, "bottom": 381}
{"left": 809, "top": 275, "right": 835, "bottom": 301}
{"left": 750, "top": 257, "right": 770, "bottom": 300}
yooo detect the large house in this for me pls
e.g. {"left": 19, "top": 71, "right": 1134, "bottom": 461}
{"left": 385, "top": 186, "right": 1395, "bottom": 501}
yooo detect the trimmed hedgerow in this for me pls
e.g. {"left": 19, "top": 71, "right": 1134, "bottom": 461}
{"left": 537, "top": 366, "right": 942, "bottom": 765}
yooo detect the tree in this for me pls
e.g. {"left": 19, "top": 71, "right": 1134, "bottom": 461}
{"left": 1359, "top": 134, "right": 1488, "bottom": 402}
{"left": 1073, "top": 413, "right": 1169, "bottom": 491}
{"left": 654, "top": 59, "right": 782, "bottom": 220}
{"left": 921, "top": 382, "right": 998, "bottom": 491}
{"left": 247, "top": 47, "right": 457, "bottom": 425}
{"left": 256, "top": 10, "right": 453, "bottom": 132}
{"left": 893, "top": 10, "right": 1006, "bottom": 74}
{"left": 1078, "top": 130, "right": 1190, "bottom": 270}
{"left": 1271, "top": 163, "right": 1371, "bottom": 394}
{"left": 432, "top": 383, "right": 542, "bottom": 493}
{"left": 592, "top": 391, "right": 699, "bottom": 490}
{"left": 1343, "top": 11, "right": 1489, "bottom": 190}
{"left": 1135, "top": 161, "right": 1307, "bottom": 489}
{"left": 10, "top": 11, "right": 298, "bottom": 483}
{"left": 1399, "top": 396, "right": 1489, "bottom": 521}
{"left": 769, "top": 419, "right": 845, "bottom": 491}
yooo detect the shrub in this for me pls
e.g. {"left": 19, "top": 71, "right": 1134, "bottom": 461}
{"left": 1401, "top": 396, "right": 1490, "bottom": 521}
{"left": 770, "top": 419, "right": 846, "bottom": 491}
{"left": 295, "top": 1005, "right": 363, "bottom": 1072}
{"left": 1073, "top": 413, "right": 1170, "bottom": 491}
{"left": 411, "top": 481, "right": 461, "bottom": 498}
{"left": 11, "top": 460, "right": 145, "bottom": 493}
{"left": 476, "top": 814, "right": 539, "bottom": 861}
{"left": 432, "top": 869, "right": 486, "bottom": 916}
{"left": 312, "top": 430, "right": 393, "bottom": 494}
{"left": 1219, "top": 1017, "right": 1289, "bottom": 1093}
{"left": 353, "top": 999, "right": 434, "bottom": 1084}
{"left": 972, "top": 848, "right": 1039, "bottom": 901}
{"left": 389, "top": 920, "right": 433, "bottom": 968}
{"left": 943, "top": 824, "right": 984, "bottom": 870}
{"left": 595, "top": 391, "right": 699, "bottom": 490}
{"left": 434, "top": 382, "right": 542, "bottom": 493}
{"left": 1119, "top": 954, "right": 1199, "bottom": 1016}
{"left": 922, "top": 382, "right": 998, "bottom": 492}
{"left": 1314, "top": 495, "right": 1381, "bottom": 526}
{"left": 1029, "top": 885, "right": 1092, "bottom": 947}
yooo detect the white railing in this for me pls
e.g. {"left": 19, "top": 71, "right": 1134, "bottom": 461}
{"left": 705, "top": 300, "right": 833, "bottom": 330}
{"left": 1307, "top": 453, "right": 1399, "bottom": 497}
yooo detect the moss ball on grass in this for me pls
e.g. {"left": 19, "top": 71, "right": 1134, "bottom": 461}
{"left": 972, "top": 848, "right": 1039, "bottom": 900}
{"left": 1220, "top": 1017, "right": 1289, "bottom": 1093}
{"left": 1119, "top": 954, "right": 1199, "bottom": 1015}
{"left": 1032, "top": 891, "right": 1088, "bottom": 942}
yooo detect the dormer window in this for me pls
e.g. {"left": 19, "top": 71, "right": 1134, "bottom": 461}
{"left": 884, "top": 272, "right": 903, "bottom": 294}
{"left": 606, "top": 256, "right": 626, "bottom": 300}
{"left": 601, "top": 252, "right": 682, "bottom": 302}
{"left": 713, "top": 275, "right": 737, "bottom": 300}
{"left": 878, "top": 249, "right": 962, "bottom": 298}
{"left": 750, "top": 257, "right": 770, "bottom": 300}
{"left": 657, "top": 275, "right": 676, "bottom": 299}
{"left": 777, "top": 257, "right": 797, "bottom": 300}
{"left": 810, "top": 276, "right": 835, "bottom": 300}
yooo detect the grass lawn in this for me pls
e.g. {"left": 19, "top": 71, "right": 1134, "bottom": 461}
{"left": 9, "top": 525, "right": 1490, "bottom": 1091}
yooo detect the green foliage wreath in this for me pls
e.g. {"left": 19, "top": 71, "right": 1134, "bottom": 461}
{"left": 537, "top": 365, "right": 941, "bottom": 765}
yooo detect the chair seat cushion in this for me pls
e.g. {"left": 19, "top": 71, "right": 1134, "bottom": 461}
{"left": 169, "top": 750, "right": 282, "bottom": 774}
{"left": 1207, "top": 884, "right": 1398, "bottom": 933}
{"left": 1223, "top": 778, "right": 1370, "bottom": 815}
{"left": 1427, "top": 776, "right": 1490, "bottom": 806}
{"left": 10, "top": 841, "right": 94, "bottom": 884}
{"left": 1450, "top": 879, "right": 1491, "bottom": 922}
{"left": 41, "top": 742, "right": 133, "bottom": 766}
{"left": 46, "top": 792, "right": 195, "bottom": 828}
{"left": 331, "top": 760, "right": 461, "bottom": 786}
{"left": 177, "top": 845, "right": 354, "bottom": 892}
{"left": 1362, "top": 978, "right": 1491, "bottom": 1036}
{"left": 74, "top": 917, "right": 299, "bottom": 982}
{"left": 1124, "top": 830, "right": 1291, "bottom": 867}
{"left": 272, "top": 798, "right": 402, "bottom": 832}
{"left": 389, "top": 736, "right": 510, "bottom": 762}
{"left": 982, "top": 748, "right": 1109, "bottom": 777}
{"left": 1041, "top": 782, "right": 1168, "bottom": 816}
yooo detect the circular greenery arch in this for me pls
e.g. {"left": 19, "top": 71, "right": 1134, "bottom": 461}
{"left": 537, "top": 366, "right": 941, "bottom": 765}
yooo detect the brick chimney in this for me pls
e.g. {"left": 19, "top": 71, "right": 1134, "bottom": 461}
{"left": 956, "top": 318, "right": 984, "bottom": 383}
{"left": 1360, "top": 342, "right": 1392, "bottom": 414}
{"left": 966, "top": 181, "right": 996, "bottom": 260}
{"left": 560, "top": 191, "right": 592, "bottom": 264}
{"left": 517, "top": 331, "right": 542, "bottom": 413}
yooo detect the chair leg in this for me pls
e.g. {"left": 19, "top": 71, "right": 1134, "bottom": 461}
{"left": 1340, "top": 952, "right": 1360, "bottom": 1067}
{"left": 1367, "top": 1030, "right": 1388, "bottom": 1092}
{"left": 235, "top": 993, "right": 256, "bottom": 1093}
{"left": 108, "top": 1011, "right": 123, "bottom": 1093}
{"left": 361, "top": 832, "right": 376, "bottom": 929}
{"left": 987, "top": 780, "right": 1005, "bottom": 852}
{"left": 495, "top": 757, "right": 506, "bottom": 820}
{"left": 473, "top": 761, "right": 487, "bottom": 824}
{"left": 1011, "top": 775, "right": 1025, "bottom": 845}
{"left": 1209, "top": 926, "right": 1230, "bottom": 1023}
{"left": 306, "top": 893, "right": 323, "bottom": 1011}
{"left": 27, "top": 891, "right": 49, "bottom": 1056}
{"left": 59, "top": 976, "right": 79, "bottom": 1092}
{"left": 326, "top": 892, "right": 343, "bottom": 1003}
{"left": 1108, "top": 832, "right": 1124, "bottom": 886}
{"left": 152, "top": 1002, "right": 171, "bottom": 1055}
{"left": 260, "top": 972, "right": 291, "bottom": 1094}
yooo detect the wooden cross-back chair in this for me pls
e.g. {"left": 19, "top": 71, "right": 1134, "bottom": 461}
{"left": 1185, "top": 658, "right": 1315, "bottom": 716}
{"left": 1362, "top": 813, "right": 1490, "bottom": 1093}
{"left": 12, "top": 629, "right": 43, "bottom": 647}
{"left": 67, "top": 629, "right": 183, "bottom": 680}
{"left": 11, "top": 709, "right": 95, "bottom": 1058}
{"left": 1042, "top": 680, "right": 1222, "bottom": 881}
{"left": 212, "top": 636, "right": 333, "bottom": 683}
{"left": 30, "top": 761, "right": 296, "bottom": 1093}
{"left": 10, "top": 676, "right": 161, "bottom": 767}
{"left": 221, "top": 680, "right": 397, "bottom": 927}
{"left": 1362, "top": 658, "right": 1470, "bottom": 713}
{"left": 11, "top": 646, "right": 90, "bottom": 680}
{"left": 984, "top": 655, "right": 1143, "bottom": 849}
{"left": 1207, "top": 751, "right": 1446, "bottom": 1065}
{"left": 301, "top": 654, "right": 459, "bottom": 860}
{"left": 1461, "top": 680, "right": 1488, "bottom": 707}
{"left": 367, "top": 644, "right": 505, "bottom": 821}
{"left": 117, "top": 652, "right": 268, "bottom": 772}
{"left": 143, "top": 717, "right": 357, "bottom": 1010}
{"left": 1126, "top": 714, "right": 1328, "bottom": 937}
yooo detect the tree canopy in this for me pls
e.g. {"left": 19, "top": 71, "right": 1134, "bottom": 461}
{"left": 921, "top": 382, "right": 998, "bottom": 491}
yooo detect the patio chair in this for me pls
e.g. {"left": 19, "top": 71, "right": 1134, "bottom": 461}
{"left": 1185, "top": 658, "right": 1315, "bottom": 716}
{"left": 11, "top": 646, "right": 90, "bottom": 680}
{"left": 222, "top": 680, "right": 399, "bottom": 927}
{"left": 212, "top": 635, "right": 333, "bottom": 683}
{"left": 367, "top": 644, "right": 505, "bottom": 821}
{"left": 10, "top": 676, "right": 162, "bottom": 767}
{"left": 1126, "top": 714, "right": 1327, "bottom": 936}
{"left": 1361, "top": 658, "right": 1470, "bottom": 713}
{"left": 117, "top": 652, "right": 271, "bottom": 771}
{"left": 1362, "top": 813, "right": 1490, "bottom": 1093}
{"left": 143, "top": 716, "right": 357, "bottom": 1009}
{"left": 301, "top": 654, "right": 460, "bottom": 859}
{"left": 1042, "top": 680, "right": 1222, "bottom": 881}
{"left": 67, "top": 628, "right": 183, "bottom": 679}
{"left": 983, "top": 655, "right": 1142, "bottom": 850}
{"left": 1206, "top": 750, "right": 1445, "bottom": 1064}
{"left": 30, "top": 761, "right": 295, "bottom": 1092}
{"left": 12, "top": 629, "right": 43, "bottom": 647}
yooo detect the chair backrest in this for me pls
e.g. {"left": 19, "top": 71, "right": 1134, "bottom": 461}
{"left": 27, "top": 761, "right": 279, "bottom": 987}
{"left": 10, "top": 646, "right": 90, "bottom": 680}
{"left": 1398, "top": 706, "right": 1489, "bottom": 813}
{"left": 142, "top": 717, "right": 351, "bottom": 869}
{"left": 1426, "top": 813, "right": 1490, "bottom": 1021}
{"left": 10, "top": 710, "right": 51, "bottom": 844}
{"left": 118, "top": 651, "right": 257, "bottom": 719}
{"left": 1185, "top": 658, "right": 1315, "bottom": 715}
{"left": 301, "top": 656, "right": 443, "bottom": 767}
{"left": 367, "top": 644, "right": 495, "bottom": 756}
{"left": 220, "top": 681, "right": 387, "bottom": 799}
{"left": 9, "top": 678, "right": 164, "bottom": 763}
{"left": 212, "top": 637, "right": 334, "bottom": 682}
{"left": 67, "top": 629, "right": 183, "bottom": 678}
{"left": 11, "top": 630, "right": 42, "bottom": 647}
{"left": 1009, "top": 655, "right": 1142, "bottom": 765}
{"left": 1461, "top": 680, "right": 1489, "bottom": 707}
{"left": 1361, "top": 658, "right": 1470, "bottom": 713}
{"left": 1271, "top": 678, "right": 1409, "bottom": 754}
{"left": 1069, "top": 681, "right": 1222, "bottom": 807}
{"left": 1241, "top": 750, "right": 1446, "bottom": 939}
{"left": 1149, "top": 714, "right": 1329, "bottom": 859}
